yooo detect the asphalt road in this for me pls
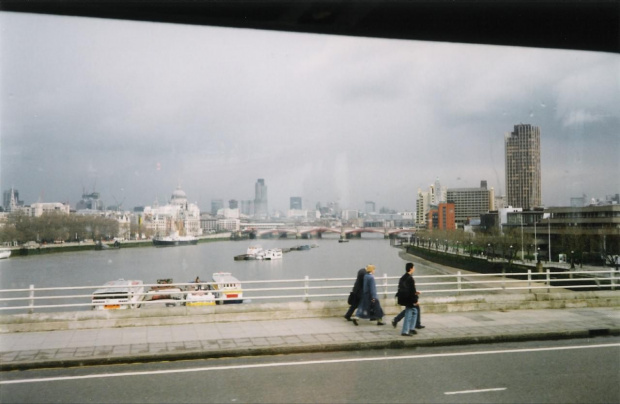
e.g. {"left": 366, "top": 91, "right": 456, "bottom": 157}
{"left": 1, "top": 337, "right": 619, "bottom": 403}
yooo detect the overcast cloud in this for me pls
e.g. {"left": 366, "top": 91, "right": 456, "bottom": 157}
{"left": 1, "top": 12, "right": 619, "bottom": 213}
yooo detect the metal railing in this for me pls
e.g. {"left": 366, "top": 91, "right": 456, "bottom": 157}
{"left": 0, "top": 268, "right": 617, "bottom": 313}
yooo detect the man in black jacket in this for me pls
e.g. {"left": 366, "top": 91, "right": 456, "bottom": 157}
{"left": 344, "top": 266, "right": 368, "bottom": 321}
{"left": 392, "top": 262, "right": 420, "bottom": 336}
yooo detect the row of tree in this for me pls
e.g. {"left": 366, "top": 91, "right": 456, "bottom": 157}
{"left": 0, "top": 212, "right": 121, "bottom": 244}
{"left": 414, "top": 228, "right": 618, "bottom": 266}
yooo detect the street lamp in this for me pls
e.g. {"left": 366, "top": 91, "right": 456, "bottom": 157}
{"left": 520, "top": 215, "right": 524, "bottom": 263}
{"left": 571, "top": 250, "right": 575, "bottom": 269}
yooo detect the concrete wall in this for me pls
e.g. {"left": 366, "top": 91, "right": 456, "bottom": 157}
{"left": 1, "top": 291, "right": 618, "bottom": 333}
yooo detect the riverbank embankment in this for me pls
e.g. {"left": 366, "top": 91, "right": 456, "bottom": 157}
{"left": 6, "top": 233, "right": 232, "bottom": 257}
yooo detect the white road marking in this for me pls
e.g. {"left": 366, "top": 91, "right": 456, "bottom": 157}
{"left": 445, "top": 387, "right": 507, "bottom": 395}
{"left": 1, "top": 342, "right": 618, "bottom": 385}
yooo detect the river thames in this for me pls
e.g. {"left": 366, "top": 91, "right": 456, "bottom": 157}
{"left": 0, "top": 234, "right": 453, "bottom": 310}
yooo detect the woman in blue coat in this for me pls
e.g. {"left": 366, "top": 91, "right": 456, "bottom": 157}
{"left": 353, "top": 264, "right": 385, "bottom": 325}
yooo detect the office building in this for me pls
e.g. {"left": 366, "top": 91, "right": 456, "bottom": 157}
{"left": 290, "top": 197, "right": 302, "bottom": 210}
{"left": 447, "top": 180, "right": 495, "bottom": 228}
{"left": 416, "top": 188, "right": 431, "bottom": 227}
{"left": 365, "top": 201, "right": 376, "bottom": 214}
{"left": 254, "top": 179, "right": 268, "bottom": 218}
{"left": 211, "top": 199, "right": 224, "bottom": 216}
{"left": 427, "top": 202, "right": 456, "bottom": 230}
{"left": 505, "top": 124, "right": 542, "bottom": 209}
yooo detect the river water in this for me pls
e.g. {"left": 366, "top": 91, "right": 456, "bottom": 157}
{"left": 1, "top": 234, "right": 443, "bottom": 310}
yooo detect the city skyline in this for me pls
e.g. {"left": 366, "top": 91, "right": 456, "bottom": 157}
{"left": 1, "top": 12, "right": 618, "bottom": 213}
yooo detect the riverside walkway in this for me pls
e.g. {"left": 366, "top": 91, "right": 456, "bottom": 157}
{"left": 1, "top": 306, "right": 619, "bottom": 371}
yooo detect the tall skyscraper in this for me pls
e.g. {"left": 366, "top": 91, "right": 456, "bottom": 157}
{"left": 254, "top": 179, "right": 268, "bottom": 218}
{"left": 290, "top": 197, "right": 302, "bottom": 210}
{"left": 505, "top": 124, "right": 542, "bottom": 209}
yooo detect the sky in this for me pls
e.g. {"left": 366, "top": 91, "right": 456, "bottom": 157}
{"left": 1, "top": 11, "right": 619, "bottom": 213}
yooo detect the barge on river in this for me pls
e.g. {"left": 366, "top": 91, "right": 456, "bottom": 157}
{"left": 91, "top": 279, "right": 144, "bottom": 310}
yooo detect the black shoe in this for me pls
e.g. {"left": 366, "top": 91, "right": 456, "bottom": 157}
{"left": 344, "top": 316, "right": 352, "bottom": 321}
{"left": 401, "top": 333, "right": 413, "bottom": 337}
{"left": 391, "top": 320, "right": 397, "bottom": 328}
{"left": 352, "top": 318, "right": 359, "bottom": 326}
{"left": 415, "top": 325, "right": 425, "bottom": 329}
{"left": 377, "top": 321, "right": 385, "bottom": 326}
{"left": 408, "top": 330, "right": 418, "bottom": 335}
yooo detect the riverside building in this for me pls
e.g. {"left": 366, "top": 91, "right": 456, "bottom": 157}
{"left": 505, "top": 124, "right": 542, "bottom": 209}
{"left": 142, "top": 186, "right": 202, "bottom": 237}
{"left": 447, "top": 180, "right": 495, "bottom": 228}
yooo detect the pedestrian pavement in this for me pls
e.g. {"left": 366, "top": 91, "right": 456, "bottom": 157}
{"left": 1, "top": 306, "right": 619, "bottom": 371}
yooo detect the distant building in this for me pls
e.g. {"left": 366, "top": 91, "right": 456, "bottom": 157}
{"left": 76, "top": 191, "right": 104, "bottom": 211}
{"left": 229, "top": 199, "right": 238, "bottom": 209}
{"left": 505, "top": 124, "right": 542, "bottom": 209}
{"left": 447, "top": 180, "right": 495, "bottom": 228}
{"left": 416, "top": 188, "right": 432, "bottom": 227}
{"left": 143, "top": 186, "right": 202, "bottom": 237}
{"left": 254, "top": 179, "right": 268, "bottom": 218}
{"left": 200, "top": 213, "right": 218, "bottom": 233}
{"left": 571, "top": 195, "right": 587, "bottom": 207}
{"left": 494, "top": 194, "right": 507, "bottom": 209}
{"left": 427, "top": 202, "right": 456, "bottom": 230}
{"left": 286, "top": 209, "right": 308, "bottom": 220}
{"left": 290, "top": 197, "right": 302, "bottom": 210}
{"left": 341, "top": 210, "right": 359, "bottom": 221}
{"left": 432, "top": 178, "right": 447, "bottom": 204}
{"left": 365, "top": 201, "right": 376, "bottom": 214}
{"left": 240, "top": 200, "right": 254, "bottom": 216}
{"left": 30, "top": 202, "right": 71, "bottom": 217}
{"left": 211, "top": 199, "right": 224, "bottom": 216}
{"left": 217, "top": 218, "right": 240, "bottom": 232}
{"left": 3, "top": 188, "right": 23, "bottom": 212}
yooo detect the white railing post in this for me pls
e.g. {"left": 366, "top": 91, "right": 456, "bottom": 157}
{"left": 382, "top": 273, "right": 388, "bottom": 299}
{"left": 527, "top": 269, "right": 532, "bottom": 293}
{"left": 457, "top": 271, "right": 462, "bottom": 295}
{"left": 304, "top": 276, "right": 309, "bottom": 302}
{"left": 546, "top": 269, "right": 551, "bottom": 293}
{"left": 28, "top": 284, "right": 35, "bottom": 314}
{"left": 611, "top": 268, "right": 616, "bottom": 291}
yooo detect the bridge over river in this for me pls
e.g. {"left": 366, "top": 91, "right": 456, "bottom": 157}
{"left": 236, "top": 225, "right": 416, "bottom": 239}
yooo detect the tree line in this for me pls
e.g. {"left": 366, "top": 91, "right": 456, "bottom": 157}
{"left": 0, "top": 212, "right": 120, "bottom": 244}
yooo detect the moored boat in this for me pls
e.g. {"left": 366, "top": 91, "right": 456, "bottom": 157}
{"left": 184, "top": 277, "right": 216, "bottom": 306}
{"left": 212, "top": 272, "right": 243, "bottom": 304}
{"left": 0, "top": 249, "right": 11, "bottom": 259}
{"left": 152, "top": 232, "right": 198, "bottom": 247}
{"left": 257, "top": 248, "right": 283, "bottom": 260}
{"left": 142, "top": 278, "right": 184, "bottom": 308}
{"left": 92, "top": 279, "right": 144, "bottom": 310}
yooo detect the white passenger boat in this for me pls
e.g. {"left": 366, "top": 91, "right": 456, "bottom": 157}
{"left": 257, "top": 248, "right": 283, "bottom": 260}
{"left": 246, "top": 245, "right": 263, "bottom": 256}
{"left": 0, "top": 249, "right": 11, "bottom": 259}
{"left": 212, "top": 272, "right": 243, "bottom": 304}
{"left": 91, "top": 279, "right": 144, "bottom": 310}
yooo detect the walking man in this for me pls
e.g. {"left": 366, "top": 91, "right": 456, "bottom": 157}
{"left": 344, "top": 266, "right": 367, "bottom": 321}
{"left": 393, "top": 262, "right": 420, "bottom": 336}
